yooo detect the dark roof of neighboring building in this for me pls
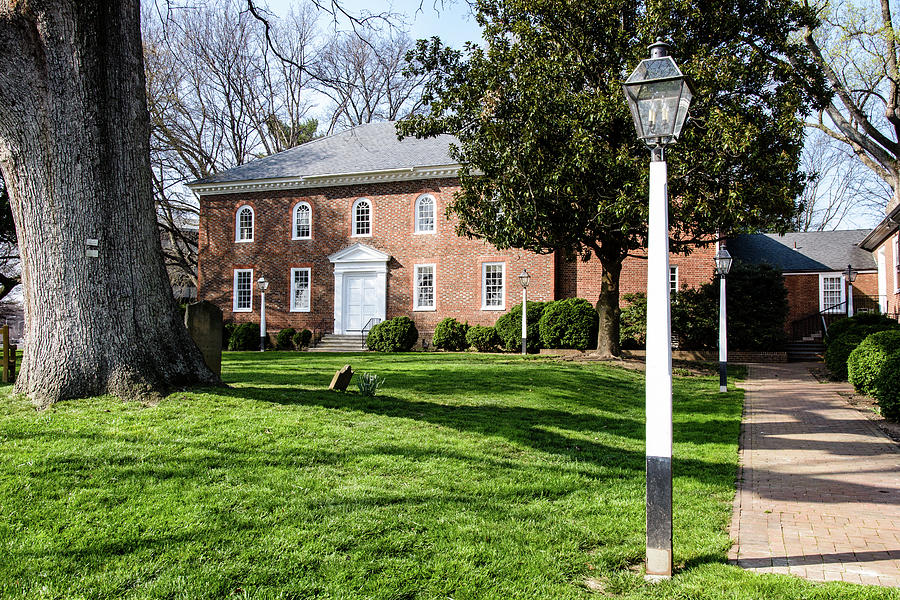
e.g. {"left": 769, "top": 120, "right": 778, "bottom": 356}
{"left": 190, "top": 121, "right": 458, "bottom": 185}
{"left": 728, "top": 230, "right": 876, "bottom": 273}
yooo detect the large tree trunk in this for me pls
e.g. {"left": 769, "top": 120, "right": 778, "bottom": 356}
{"left": 0, "top": 1, "right": 218, "bottom": 406}
{"left": 595, "top": 250, "right": 623, "bottom": 358}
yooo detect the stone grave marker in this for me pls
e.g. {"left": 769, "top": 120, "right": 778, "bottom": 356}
{"left": 184, "top": 301, "right": 223, "bottom": 377}
{"left": 329, "top": 364, "right": 353, "bottom": 391}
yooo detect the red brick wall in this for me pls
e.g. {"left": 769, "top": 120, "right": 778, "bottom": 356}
{"left": 198, "top": 178, "right": 555, "bottom": 335}
{"left": 554, "top": 245, "right": 718, "bottom": 303}
{"left": 783, "top": 274, "right": 820, "bottom": 330}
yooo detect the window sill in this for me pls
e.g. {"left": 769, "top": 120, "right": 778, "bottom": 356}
{"left": 351, "top": 233, "right": 373, "bottom": 238}
{"left": 233, "top": 308, "right": 252, "bottom": 312}
{"left": 235, "top": 239, "right": 254, "bottom": 243}
{"left": 292, "top": 236, "right": 312, "bottom": 241}
{"left": 413, "top": 230, "right": 436, "bottom": 235}
{"left": 481, "top": 306, "right": 505, "bottom": 311}
{"left": 290, "top": 308, "right": 311, "bottom": 313}
{"left": 413, "top": 306, "right": 436, "bottom": 312}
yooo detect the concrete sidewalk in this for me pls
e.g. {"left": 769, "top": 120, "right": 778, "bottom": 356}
{"left": 729, "top": 363, "right": 900, "bottom": 587}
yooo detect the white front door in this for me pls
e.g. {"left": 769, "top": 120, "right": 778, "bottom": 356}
{"left": 344, "top": 274, "right": 379, "bottom": 332}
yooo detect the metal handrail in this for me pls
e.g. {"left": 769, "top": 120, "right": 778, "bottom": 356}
{"left": 361, "top": 317, "right": 381, "bottom": 349}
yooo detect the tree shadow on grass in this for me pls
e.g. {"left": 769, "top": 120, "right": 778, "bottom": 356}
{"left": 205, "top": 384, "right": 739, "bottom": 488}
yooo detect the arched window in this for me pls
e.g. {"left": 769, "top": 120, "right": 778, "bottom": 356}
{"left": 352, "top": 198, "right": 371, "bottom": 236}
{"left": 235, "top": 206, "right": 254, "bottom": 242}
{"left": 415, "top": 194, "right": 436, "bottom": 233}
{"left": 293, "top": 202, "right": 312, "bottom": 239}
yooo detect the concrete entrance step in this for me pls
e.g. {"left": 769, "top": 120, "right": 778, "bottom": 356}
{"left": 308, "top": 334, "right": 369, "bottom": 352}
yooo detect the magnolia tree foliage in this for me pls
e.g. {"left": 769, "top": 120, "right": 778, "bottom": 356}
{"left": 398, "top": 0, "right": 817, "bottom": 356}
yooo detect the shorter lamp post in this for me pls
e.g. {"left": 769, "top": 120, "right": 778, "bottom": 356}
{"left": 519, "top": 269, "right": 531, "bottom": 355}
{"left": 713, "top": 247, "right": 733, "bottom": 393}
{"left": 846, "top": 264, "right": 858, "bottom": 317}
{"left": 258, "top": 276, "right": 269, "bottom": 352}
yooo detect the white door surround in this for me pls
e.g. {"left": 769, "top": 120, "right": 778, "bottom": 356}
{"left": 329, "top": 243, "right": 390, "bottom": 334}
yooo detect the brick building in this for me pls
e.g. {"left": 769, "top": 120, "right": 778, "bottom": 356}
{"left": 859, "top": 203, "right": 900, "bottom": 317}
{"left": 188, "top": 122, "right": 717, "bottom": 339}
{"left": 728, "top": 230, "right": 880, "bottom": 337}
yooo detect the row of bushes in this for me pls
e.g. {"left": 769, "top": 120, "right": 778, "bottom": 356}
{"left": 620, "top": 263, "right": 789, "bottom": 351}
{"left": 366, "top": 298, "right": 597, "bottom": 354}
{"left": 223, "top": 323, "right": 312, "bottom": 351}
{"left": 822, "top": 313, "right": 900, "bottom": 420}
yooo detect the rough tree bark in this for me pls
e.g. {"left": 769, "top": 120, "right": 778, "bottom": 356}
{"left": 595, "top": 247, "right": 624, "bottom": 359}
{"left": 0, "top": 1, "right": 219, "bottom": 406}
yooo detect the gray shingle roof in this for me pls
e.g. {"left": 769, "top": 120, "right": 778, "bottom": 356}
{"left": 192, "top": 121, "right": 458, "bottom": 185}
{"left": 728, "top": 230, "right": 876, "bottom": 273}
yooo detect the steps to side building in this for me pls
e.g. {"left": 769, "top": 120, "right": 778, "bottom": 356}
{"left": 308, "top": 334, "right": 369, "bottom": 352}
{"left": 786, "top": 341, "right": 825, "bottom": 362}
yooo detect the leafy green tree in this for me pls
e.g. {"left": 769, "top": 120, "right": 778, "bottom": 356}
{"left": 398, "top": 0, "right": 816, "bottom": 356}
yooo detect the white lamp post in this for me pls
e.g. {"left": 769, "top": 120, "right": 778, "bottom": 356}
{"left": 623, "top": 38, "right": 694, "bottom": 581}
{"left": 713, "top": 247, "right": 733, "bottom": 393}
{"left": 518, "top": 269, "right": 531, "bottom": 355}
{"left": 258, "top": 276, "right": 269, "bottom": 352}
{"left": 846, "top": 264, "right": 857, "bottom": 317}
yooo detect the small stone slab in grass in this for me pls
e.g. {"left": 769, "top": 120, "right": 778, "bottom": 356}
{"left": 329, "top": 365, "right": 353, "bottom": 391}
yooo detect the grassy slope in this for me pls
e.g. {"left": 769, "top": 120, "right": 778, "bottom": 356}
{"left": 0, "top": 353, "right": 895, "bottom": 599}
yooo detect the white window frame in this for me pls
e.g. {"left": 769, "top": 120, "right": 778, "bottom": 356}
{"left": 290, "top": 268, "right": 311, "bottom": 312}
{"left": 233, "top": 268, "right": 253, "bottom": 312}
{"left": 352, "top": 198, "right": 372, "bottom": 237}
{"left": 414, "top": 194, "right": 436, "bottom": 234}
{"left": 481, "top": 262, "right": 506, "bottom": 310}
{"left": 235, "top": 206, "right": 254, "bottom": 242}
{"left": 414, "top": 263, "right": 436, "bottom": 311}
{"left": 292, "top": 202, "right": 312, "bottom": 240}
{"left": 894, "top": 235, "right": 900, "bottom": 293}
{"left": 819, "top": 273, "right": 845, "bottom": 313}
{"left": 669, "top": 265, "right": 679, "bottom": 295}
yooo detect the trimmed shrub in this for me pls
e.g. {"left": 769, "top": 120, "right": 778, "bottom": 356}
{"left": 873, "top": 350, "right": 900, "bottom": 421}
{"left": 539, "top": 298, "right": 599, "bottom": 351}
{"left": 848, "top": 330, "right": 900, "bottom": 395}
{"left": 825, "top": 313, "right": 900, "bottom": 347}
{"left": 495, "top": 301, "right": 550, "bottom": 353}
{"left": 467, "top": 325, "right": 500, "bottom": 352}
{"left": 620, "top": 293, "right": 647, "bottom": 350}
{"left": 276, "top": 327, "right": 296, "bottom": 350}
{"left": 824, "top": 328, "right": 881, "bottom": 380}
{"left": 366, "top": 316, "right": 418, "bottom": 352}
{"left": 223, "top": 322, "right": 238, "bottom": 350}
{"left": 432, "top": 317, "right": 469, "bottom": 351}
{"left": 292, "top": 328, "right": 312, "bottom": 348}
{"left": 228, "top": 322, "right": 260, "bottom": 351}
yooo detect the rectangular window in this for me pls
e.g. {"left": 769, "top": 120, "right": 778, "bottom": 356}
{"left": 233, "top": 269, "right": 253, "bottom": 312}
{"left": 482, "top": 262, "right": 505, "bottom": 310}
{"left": 414, "top": 264, "right": 436, "bottom": 310}
{"left": 821, "top": 274, "right": 844, "bottom": 313}
{"left": 894, "top": 236, "right": 899, "bottom": 292}
{"left": 291, "top": 268, "right": 311, "bottom": 312}
{"left": 669, "top": 265, "right": 679, "bottom": 295}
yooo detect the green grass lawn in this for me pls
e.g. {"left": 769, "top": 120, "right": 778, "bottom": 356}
{"left": 0, "top": 352, "right": 896, "bottom": 599}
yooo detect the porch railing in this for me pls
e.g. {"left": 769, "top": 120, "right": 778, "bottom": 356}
{"left": 361, "top": 317, "right": 382, "bottom": 349}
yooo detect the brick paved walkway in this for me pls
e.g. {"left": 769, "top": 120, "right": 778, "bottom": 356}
{"left": 729, "top": 363, "right": 900, "bottom": 587}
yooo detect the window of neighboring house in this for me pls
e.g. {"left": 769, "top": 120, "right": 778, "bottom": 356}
{"left": 821, "top": 274, "right": 844, "bottom": 313}
{"left": 482, "top": 262, "right": 505, "bottom": 310}
{"left": 352, "top": 198, "right": 372, "bottom": 236}
{"left": 415, "top": 195, "right": 436, "bottom": 233}
{"left": 235, "top": 206, "right": 254, "bottom": 242}
{"left": 290, "top": 268, "right": 311, "bottom": 312}
{"left": 669, "top": 265, "right": 679, "bottom": 296}
{"left": 293, "top": 202, "right": 311, "bottom": 239}
{"left": 233, "top": 269, "right": 253, "bottom": 312}
{"left": 414, "top": 264, "right": 436, "bottom": 310}
{"left": 894, "top": 236, "right": 900, "bottom": 292}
